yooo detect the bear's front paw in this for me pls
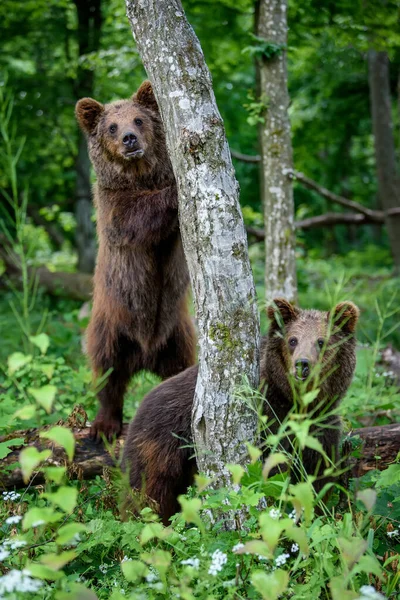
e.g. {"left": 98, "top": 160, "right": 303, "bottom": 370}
{"left": 90, "top": 412, "right": 123, "bottom": 443}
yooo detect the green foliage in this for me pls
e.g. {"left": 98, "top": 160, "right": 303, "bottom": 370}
{"left": 243, "top": 34, "right": 286, "bottom": 61}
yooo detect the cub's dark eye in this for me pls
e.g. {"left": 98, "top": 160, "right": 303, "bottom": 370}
{"left": 134, "top": 118, "right": 143, "bottom": 126}
{"left": 317, "top": 338, "right": 324, "bottom": 349}
{"left": 289, "top": 337, "right": 298, "bottom": 348}
{"left": 109, "top": 124, "right": 117, "bottom": 134}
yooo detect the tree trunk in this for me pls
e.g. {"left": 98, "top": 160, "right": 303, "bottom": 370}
{"left": 125, "top": 0, "right": 260, "bottom": 497}
{"left": 368, "top": 50, "right": 400, "bottom": 273}
{"left": 1, "top": 423, "right": 398, "bottom": 490}
{"left": 256, "top": 0, "right": 297, "bottom": 302}
{"left": 73, "top": 0, "right": 102, "bottom": 274}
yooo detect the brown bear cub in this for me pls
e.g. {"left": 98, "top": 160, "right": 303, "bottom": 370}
{"left": 122, "top": 298, "right": 359, "bottom": 525}
{"left": 75, "top": 81, "right": 196, "bottom": 441}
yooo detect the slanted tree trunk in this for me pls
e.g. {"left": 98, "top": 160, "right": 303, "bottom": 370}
{"left": 126, "top": 0, "right": 260, "bottom": 502}
{"left": 73, "top": 0, "right": 102, "bottom": 273}
{"left": 368, "top": 50, "right": 400, "bottom": 273}
{"left": 256, "top": 0, "right": 297, "bottom": 302}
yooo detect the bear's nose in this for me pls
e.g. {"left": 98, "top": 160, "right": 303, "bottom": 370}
{"left": 123, "top": 132, "right": 137, "bottom": 147}
{"left": 295, "top": 359, "right": 310, "bottom": 380}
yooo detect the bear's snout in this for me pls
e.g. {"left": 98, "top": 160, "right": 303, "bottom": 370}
{"left": 123, "top": 132, "right": 138, "bottom": 148}
{"left": 295, "top": 358, "right": 310, "bottom": 380}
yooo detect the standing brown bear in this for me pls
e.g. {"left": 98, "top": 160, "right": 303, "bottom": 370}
{"left": 75, "top": 81, "right": 196, "bottom": 441}
{"left": 122, "top": 298, "right": 359, "bottom": 524}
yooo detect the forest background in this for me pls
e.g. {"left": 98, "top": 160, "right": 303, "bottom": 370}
{"left": 0, "top": 1, "right": 400, "bottom": 599}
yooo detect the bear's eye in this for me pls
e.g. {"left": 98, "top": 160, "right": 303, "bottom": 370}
{"left": 289, "top": 337, "right": 298, "bottom": 348}
{"left": 317, "top": 338, "right": 324, "bottom": 349}
{"left": 109, "top": 124, "right": 117, "bottom": 134}
{"left": 134, "top": 118, "right": 143, "bottom": 126}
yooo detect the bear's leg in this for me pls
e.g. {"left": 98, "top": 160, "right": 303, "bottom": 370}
{"left": 87, "top": 322, "right": 144, "bottom": 442}
{"left": 153, "top": 314, "right": 196, "bottom": 380}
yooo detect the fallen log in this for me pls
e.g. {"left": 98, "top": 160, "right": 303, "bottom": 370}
{"left": 0, "top": 422, "right": 399, "bottom": 490}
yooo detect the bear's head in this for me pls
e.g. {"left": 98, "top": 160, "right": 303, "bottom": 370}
{"left": 75, "top": 81, "right": 171, "bottom": 187}
{"left": 265, "top": 298, "right": 360, "bottom": 409}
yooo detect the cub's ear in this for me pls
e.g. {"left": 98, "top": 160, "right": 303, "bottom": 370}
{"left": 331, "top": 301, "right": 360, "bottom": 333}
{"left": 267, "top": 298, "right": 299, "bottom": 328}
{"left": 133, "top": 80, "right": 159, "bottom": 112}
{"left": 75, "top": 98, "right": 104, "bottom": 134}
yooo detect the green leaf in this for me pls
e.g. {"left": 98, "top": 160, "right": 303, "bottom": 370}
{"left": 286, "top": 524, "right": 309, "bottom": 555}
{"left": 43, "top": 466, "right": 67, "bottom": 484}
{"left": 301, "top": 389, "right": 320, "bottom": 407}
{"left": 246, "top": 442, "right": 262, "bottom": 464}
{"left": 0, "top": 437, "right": 25, "bottom": 459}
{"left": 235, "top": 540, "right": 271, "bottom": 559}
{"left": 29, "top": 333, "right": 50, "bottom": 355}
{"left": 141, "top": 549, "right": 171, "bottom": 576}
{"left": 40, "top": 426, "right": 75, "bottom": 461}
{"left": 121, "top": 559, "right": 148, "bottom": 582}
{"left": 38, "top": 363, "right": 55, "bottom": 379}
{"left": 55, "top": 584, "right": 98, "bottom": 600}
{"left": 56, "top": 523, "right": 88, "bottom": 545}
{"left": 28, "top": 385, "right": 57, "bottom": 414}
{"left": 289, "top": 481, "right": 314, "bottom": 525}
{"left": 23, "top": 506, "right": 63, "bottom": 530}
{"left": 262, "top": 452, "right": 287, "bottom": 480}
{"left": 375, "top": 463, "right": 400, "bottom": 488}
{"left": 251, "top": 568, "right": 289, "bottom": 600}
{"left": 356, "top": 489, "right": 377, "bottom": 512}
{"left": 26, "top": 563, "right": 64, "bottom": 581}
{"left": 304, "top": 434, "right": 326, "bottom": 458}
{"left": 227, "top": 464, "right": 245, "bottom": 485}
{"left": 19, "top": 447, "right": 52, "bottom": 482}
{"left": 140, "top": 522, "right": 165, "bottom": 545}
{"left": 13, "top": 405, "right": 37, "bottom": 421}
{"left": 329, "top": 577, "right": 359, "bottom": 600}
{"left": 259, "top": 514, "right": 286, "bottom": 553}
{"left": 352, "top": 554, "right": 382, "bottom": 577}
{"left": 44, "top": 487, "right": 78, "bottom": 513}
{"left": 178, "top": 496, "right": 203, "bottom": 529}
{"left": 8, "top": 352, "right": 32, "bottom": 375}
{"left": 194, "top": 473, "right": 212, "bottom": 492}
{"left": 337, "top": 537, "right": 367, "bottom": 568}
{"left": 40, "top": 550, "right": 76, "bottom": 570}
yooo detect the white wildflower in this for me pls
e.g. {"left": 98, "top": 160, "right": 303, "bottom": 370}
{"left": 31, "top": 520, "right": 45, "bottom": 527}
{"left": 275, "top": 552, "right": 290, "bottom": 567}
{"left": 0, "top": 549, "right": 10, "bottom": 561}
{"left": 356, "top": 585, "right": 387, "bottom": 600}
{"left": 181, "top": 557, "right": 200, "bottom": 569}
{"left": 99, "top": 564, "right": 109, "bottom": 574}
{"left": 5, "top": 515, "right": 22, "bottom": 525}
{"left": 232, "top": 542, "right": 245, "bottom": 553}
{"left": 2, "top": 492, "right": 21, "bottom": 502}
{"left": 269, "top": 508, "right": 281, "bottom": 520}
{"left": 145, "top": 572, "right": 158, "bottom": 583}
{"left": 208, "top": 549, "right": 228, "bottom": 576}
{"left": 9, "top": 540, "right": 27, "bottom": 550}
{"left": 0, "top": 569, "right": 42, "bottom": 594}
{"left": 288, "top": 509, "right": 297, "bottom": 521}
{"left": 121, "top": 555, "right": 131, "bottom": 563}
{"left": 387, "top": 529, "right": 399, "bottom": 538}
{"left": 291, "top": 543, "right": 299, "bottom": 553}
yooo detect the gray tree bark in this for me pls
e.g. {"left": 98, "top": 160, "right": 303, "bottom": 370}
{"left": 256, "top": 0, "right": 297, "bottom": 302}
{"left": 368, "top": 50, "right": 400, "bottom": 273}
{"left": 125, "top": 0, "right": 260, "bottom": 493}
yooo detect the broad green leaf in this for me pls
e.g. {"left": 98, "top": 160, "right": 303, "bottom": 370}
{"left": 285, "top": 524, "right": 309, "bottom": 555}
{"left": 40, "top": 426, "right": 75, "bottom": 461}
{"left": 262, "top": 452, "right": 287, "bottom": 480}
{"left": 13, "top": 405, "right": 37, "bottom": 421}
{"left": 19, "top": 447, "right": 52, "bottom": 482}
{"left": 337, "top": 537, "right": 367, "bottom": 568}
{"left": 43, "top": 466, "right": 66, "bottom": 484}
{"left": 25, "top": 563, "right": 64, "bottom": 581}
{"left": 356, "top": 489, "right": 377, "bottom": 512}
{"left": 304, "top": 434, "right": 326, "bottom": 458}
{"left": 178, "top": 496, "right": 203, "bottom": 529}
{"left": 141, "top": 549, "right": 171, "bottom": 576}
{"left": 56, "top": 584, "right": 98, "bottom": 600}
{"left": 251, "top": 568, "right": 289, "bottom": 600}
{"left": 23, "top": 506, "right": 63, "bottom": 530}
{"left": 289, "top": 481, "right": 314, "bottom": 525}
{"left": 8, "top": 352, "right": 32, "bottom": 375}
{"left": 352, "top": 554, "right": 382, "bottom": 577}
{"left": 301, "top": 389, "right": 319, "bottom": 407}
{"left": 235, "top": 540, "right": 272, "bottom": 559}
{"left": 29, "top": 333, "right": 50, "bottom": 355}
{"left": 40, "top": 550, "right": 76, "bottom": 570}
{"left": 44, "top": 487, "right": 78, "bottom": 513}
{"left": 194, "top": 473, "right": 212, "bottom": 491}
{"left": 56, "top": 523, "right": 88, "bottom": 545}
{"left": 0, "top": 437, "right": 24, "bottom": 459}
{"left": 38, "top": 363, "right": 55, "bottom": 379}
{"left": 28, "top": 385, "right": 57, "bottom": 414}
{"left": 259, "top": 514, "right": 286, "bottom": 553}
{"left": 246, "top": 442, "right": 262, "bottom": 464}
{"left": 121, "top": 559, "right": 147, "bottom": 582}
{"left": 329, "top": 577, "right": 359, "bottom": 600}
{"left": 376, "top": 463, "right": 400, "bottom": 488}
{"left": 140, "top": 522, "right": 165, "bottom": 545}
{"left": 227, "top": 464, "right": 245, "bottom": 485}
{"left": 288, "top": 421, "right": 310, "bottom": 449}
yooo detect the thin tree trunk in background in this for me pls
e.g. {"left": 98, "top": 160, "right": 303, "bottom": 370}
{"left": 368, "top": 50, "right": 400, "bottom": 273}
{"left": 73, "top": 0, "right": 102, "bottom": 273}
{"left": 126, "top": 0, "right": 260, "bottom": 505}
{"left": 256, "top": 0, "right": 297, "bottom": 302}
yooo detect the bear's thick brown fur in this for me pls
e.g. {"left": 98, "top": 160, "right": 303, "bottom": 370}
{"left": 122, "top": 299, "right": 359, "bottom": 524}
{"left": 75, "top": 81, "right": 196, "bottom": 441}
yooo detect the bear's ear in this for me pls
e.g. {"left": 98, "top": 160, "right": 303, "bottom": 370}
{"left": 331, "top": 301, "right": 360, "bottom": 333}
{"left": 75, "top": 98, "right": 104, "bottom": 134}
{"left": 267, "top": 298, "right": 299, "bottom": 328}
{"left": 133, "top": 80, "right": 159, "bottom": 113}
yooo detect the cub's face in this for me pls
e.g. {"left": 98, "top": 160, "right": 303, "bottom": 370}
{"left": 75, "top": 81, "right": 163, "bottom": 174}
{"left": 267, "top": 298, "right": 359, "bottom": 393}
